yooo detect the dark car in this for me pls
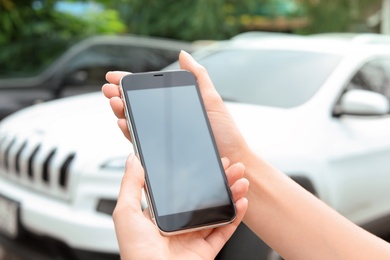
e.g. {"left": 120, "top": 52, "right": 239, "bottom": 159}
{"left": 0, "top": 34, "right": 196, "bottom": 120}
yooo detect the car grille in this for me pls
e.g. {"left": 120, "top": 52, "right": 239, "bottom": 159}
{"left": 0, "top": 133, "right": 76, "bottom": 201}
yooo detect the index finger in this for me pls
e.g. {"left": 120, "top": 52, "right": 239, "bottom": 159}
{"left": 106, "top": 71, "right": 131, "bottom": 85}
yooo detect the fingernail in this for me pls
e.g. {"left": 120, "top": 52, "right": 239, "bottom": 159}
{"left": 181, "top": 50, "right": 194, "bottom": 60}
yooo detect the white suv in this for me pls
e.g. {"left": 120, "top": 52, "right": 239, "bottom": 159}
{"left": 1, "top": 32, "right": 390, "bottom": 259}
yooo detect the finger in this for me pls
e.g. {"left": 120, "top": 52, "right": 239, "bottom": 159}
{"left": 225, "top": 162, "right": 245, "bottom": 187}
{"left": 114, "top": 154, "right": 145, "bottom": 215}
{"left": 230, "top": 178, "right": 249, "bottom": 203}
{"left": 221, "top": 157, "right": 230, "bottom": 170}
{"left": 118, "top": 119, "right": 131, "bottom": 141}
{"left": 108, "top": 96, "right": 131, "bottom": 141}
{"left": 102, "top": 83, "right": 121, "bottom": 99}
{"left": 205, "top": 197, "right": 248, "bottom": 253}
{"left": 179, "top": 51, "right": 222, "bottom": 103}
{"left": 110, "top": 96, "right": 125, "bottom": 119}
{"left": 106, "top": 71, "right": 131, "bottom": 85}
{"left": 143, "top": 208, "right": 152, "bottom": 219}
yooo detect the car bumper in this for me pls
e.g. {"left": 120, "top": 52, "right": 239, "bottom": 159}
{"left": 0, "top": 177, "right": 119, "bottom": 255}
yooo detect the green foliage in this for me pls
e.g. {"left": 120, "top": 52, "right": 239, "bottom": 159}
{"left": 298, "top": 0, "right": 382, "bottom": 34}
{"left": 0, "top": 0, "right": 385, "bottom": 77}
{"left": 121, "top": 0, "right": 260, "bottom": 41}
{"left": 0, "top": 1, "right": 126, "bottom": 42}
{"left": 86, "top": 9, "right": 126, "bottom": 34}
{"left": 0, "top": 0, "right": 126, "bottom": 77}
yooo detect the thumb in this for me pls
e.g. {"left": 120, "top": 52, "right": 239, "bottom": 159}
{"left": 179, "top": 50, "right": 220, "bottom": 100}
{"left": 115, "top": 153, "right": 145, "bottom": 213}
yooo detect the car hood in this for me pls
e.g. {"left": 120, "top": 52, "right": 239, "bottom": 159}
{"left": 0, "top": 92, "right": 132, "bottom": 169}
{"left": 225, "top": 102, "right": 312, "bottom": 160}
{"left": 0, "top": 92, "right": 310, "bottom": 167}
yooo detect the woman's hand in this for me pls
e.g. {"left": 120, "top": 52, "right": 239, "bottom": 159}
{"left": 113, "top": 154, "right": 249, "bottom": 260}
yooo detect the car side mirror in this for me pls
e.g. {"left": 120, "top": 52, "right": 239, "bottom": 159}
{"left": 335, "top": 89, "right": 390, "bottom": 116}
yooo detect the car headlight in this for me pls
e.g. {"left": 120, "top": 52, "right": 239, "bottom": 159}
{"left": 101, "top": 157, "right": 127, "bottom": 170}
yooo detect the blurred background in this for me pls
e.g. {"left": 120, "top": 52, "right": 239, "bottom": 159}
{"left": 1, "top": 0, "right": 389, "bottom": 77}
{"left": 1, "top": 1, "right": 390, "bottom": 260}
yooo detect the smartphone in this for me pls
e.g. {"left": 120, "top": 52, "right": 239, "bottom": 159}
{"left": 119, "top": 70, "right": 236, "bottom": 235}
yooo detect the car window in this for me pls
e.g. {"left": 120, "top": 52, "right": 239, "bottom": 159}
{"left": 196, "top": 49, "right": 343, "bottom": 108}
{"left": 347, "top": 59, "right": 390, "bottom": 100}
{"left": 62, "top": 44, "right": 180, "bottom": 85}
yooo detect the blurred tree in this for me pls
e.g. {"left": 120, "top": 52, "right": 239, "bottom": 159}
{"left": 0, "top": 0, "right": 126, "bottom": 44}
{"left": 298, "top": 0, "right": 382, "bottom": 34}
{"left": 111, "top": 0, "right": 262, "bottom": 41}
{"left": 0, "top": 0, "right": 126, "bottom": 76}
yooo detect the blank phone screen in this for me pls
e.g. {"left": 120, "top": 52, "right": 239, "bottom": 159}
{"left": 126, "top": 85, "right": 231, "bottom": 217}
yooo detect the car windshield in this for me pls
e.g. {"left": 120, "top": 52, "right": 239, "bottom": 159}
{"left": 198, "top": 49, "right": 343, "bottom": 108}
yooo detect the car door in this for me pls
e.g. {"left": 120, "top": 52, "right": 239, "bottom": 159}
{"left": 326, "top": 58, "right": 390, "bottom": 227}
